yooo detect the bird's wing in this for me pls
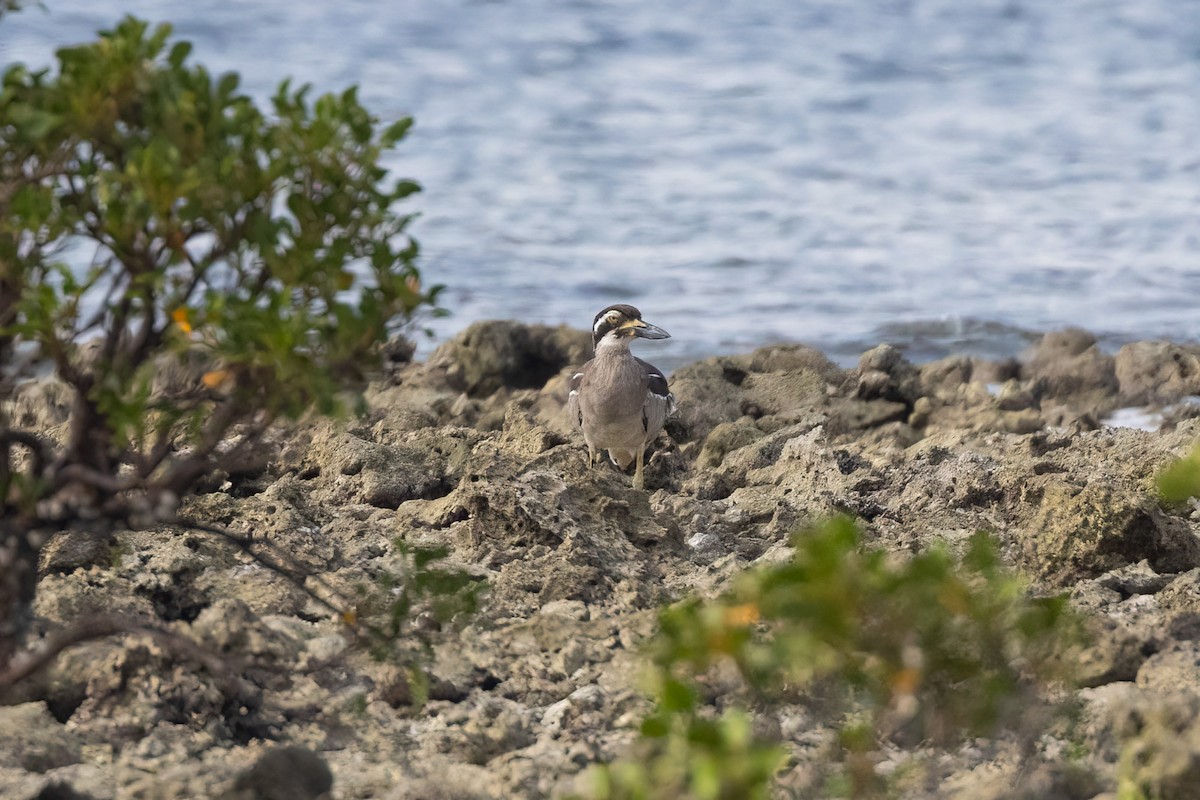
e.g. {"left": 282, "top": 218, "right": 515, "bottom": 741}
{"left": 636, "top": 357, "right": 677, "bottom": 438}
{"left": 566, "top": 367, "right": 586, "bottom": 432}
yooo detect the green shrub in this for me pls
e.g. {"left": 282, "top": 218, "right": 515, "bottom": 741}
{"left": 1158, "top": 444, "right": 1200, "bottom": 508}
{"left": 0, "top": 15, "right": 438, "bottom": 669}
{"left": 587, "top": 518, "right": 1079, "bottom": 799}
{"left": 1, "top": 16, "right": 436, "bottom": 520}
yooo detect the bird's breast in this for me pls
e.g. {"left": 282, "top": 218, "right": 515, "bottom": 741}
{"left": 580, "top": 357, "right": 649, "bottom": 422}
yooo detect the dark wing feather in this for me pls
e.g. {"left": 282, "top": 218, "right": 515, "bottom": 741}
{"left": 636, "top": 357, "right": 677, "bottom": 435}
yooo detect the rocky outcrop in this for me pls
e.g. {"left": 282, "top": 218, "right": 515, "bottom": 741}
{"left": 427, "top": 320, "right": 592, "bottom": 397}
{"left": 1023, "top": 328, "right": 1119, "bottom": 409}
{"left": 1114, "top": 341, "right": 1200, "bottom": 405}
{"left": 5, "top": 323, "right": 1200, "bottom": 798}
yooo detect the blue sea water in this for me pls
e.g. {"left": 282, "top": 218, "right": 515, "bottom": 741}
{"left": 5, "top": 0, "right": 1200, "bottom": 369}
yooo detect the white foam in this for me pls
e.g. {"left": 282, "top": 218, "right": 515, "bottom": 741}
{"left": 1102, "top": 407, "right": 1163, "bottom": 432}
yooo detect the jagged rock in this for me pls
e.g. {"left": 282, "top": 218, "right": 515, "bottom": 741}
{"left": 919, "top": 355, "right": 974, "bottom": 402}
{"left": 2, "top": 377, "right": 74, "bottom": 432}
{"left": 697, "top": 420, "right": 764, "bottom": 468}
{"left": 428, "top": 320, "right": 592, "bottom": 397}
{"left": 1000, "top": 409, "right": 1044, "bottom": 434}
{"left": 1075, "top": 617, "right": 1153, "bottom": 687}
{"left": 668, "top": 345, "right": 839, "bottom": 443}
{"left": 744, "top": 344, "right": 842, "bottom": 378}
{"left": 0, "top": 703, "right": 82, "bottom": 772}
{"left": 1017, "top": 480, "right": 1200, "bottom": 586}
{"left": 1136, "top": 641, "right": 1200, "bottom": 693}
{"left": 1110, "top": 691, "right": 1200, "bottom": 800}
{"left": 1023, "top": 328, "right": 1118, "bottom": 411}
{"left": 1114, "top": 341, "right": 1200, "bottom": 405}
{"left": 230, "top": 746, "right": 333, "bottom": 800}
{"left": 295, "top": 422, "right": 476, "bottom": 509}
{"left": 854, "top": 344, "right": 921, "bottom": 405}
{"left": 996, "top": 379, "right": 1038, "bottom": 412}
{"left": 37, "top": 531, "right": 115, "bottom": 576}
{"left": 830, "top": 399, "right": 909, "bottom": 432}
{"left": 1096, "top": 560, "right": 1177, "bottom": 596}
{"left": 9, "top": 328, "right": 1200, "bottom": 799}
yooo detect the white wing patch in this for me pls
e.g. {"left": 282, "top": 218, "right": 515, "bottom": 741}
{"left": 567, "top": 370, "right": 585, "bottom": 432}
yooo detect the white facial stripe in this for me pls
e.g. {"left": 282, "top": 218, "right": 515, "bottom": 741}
{"left": 594, "top": 311, "right": 624, "bottom": 332}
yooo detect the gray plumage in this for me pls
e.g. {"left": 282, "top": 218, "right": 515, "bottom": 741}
{"left": 567, "top": 304, "right": 677, "bottom": 489}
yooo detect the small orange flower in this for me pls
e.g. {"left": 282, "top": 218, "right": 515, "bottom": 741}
{"left": 723, "top": 602, "right": 761, "bottom": 627}
{"left": 171, "top": 307, "right": 193, "bottom": 334}
{"left": 201, "top": 369, "right": 231, "bottom": 389}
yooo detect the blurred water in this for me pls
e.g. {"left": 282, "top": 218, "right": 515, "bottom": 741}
{"left": 5, "top": 0, "right": 1200, "bottom": 369}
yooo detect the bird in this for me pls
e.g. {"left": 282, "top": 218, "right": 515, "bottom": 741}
{"left": 567, "top": 304, "right": 677, "bottom": 490}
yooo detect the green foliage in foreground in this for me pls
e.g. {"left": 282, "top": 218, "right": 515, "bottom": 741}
{"left": 0, "top": 14, "right": 440, "bottom": 673}
{"left": 586, "top": 518, "right": 1079, "bottom": 800}
{"left": 0, "top": 16, "right": 438, "bottom": 525}
{"left": 1157, "top": 444, "right": 1200, "bottom": 508}
{"left": 351, "top": 541, "right": 486, "bottom": 709}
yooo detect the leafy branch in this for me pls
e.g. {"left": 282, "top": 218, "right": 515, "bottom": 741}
{"left": 586, "top": 518, "right": 1081, "bottom": 799}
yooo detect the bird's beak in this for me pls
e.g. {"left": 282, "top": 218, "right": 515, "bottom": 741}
{"left": 630, "top": 320, "right": 671, "bottom": 340}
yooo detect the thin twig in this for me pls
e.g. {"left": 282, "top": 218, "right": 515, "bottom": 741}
{"left": 53, "top": 462, "right": 136, "bottom": 494}
{"left": 0, "top": 613, "right": 247, "bottom": 696}
{"left": 0, "top": 429, "right": 53, "bottom": 478}
{"left": 178, "top": 516, "right": 349, "bottom": 623}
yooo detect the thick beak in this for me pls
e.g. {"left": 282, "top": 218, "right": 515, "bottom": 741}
{"left": 631, "top": 320, "right": 671, "bottom": 340}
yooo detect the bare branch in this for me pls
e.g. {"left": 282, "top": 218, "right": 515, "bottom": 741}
{"left": 0, "top": 429, "right": 53, "bottom": 479}
{"left": 137, "top": 421, "right": 179, "bottom": 480}
{"left": 179, "top": 517, "right": 349, "bottom": 623}
{"left": 52, "top": 462, "right": 136, "bottom": 494}
{"left": 0, "top": 613, "right": 249, "bottom": 697}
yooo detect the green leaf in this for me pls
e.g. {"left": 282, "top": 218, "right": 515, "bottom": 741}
{"left": 168, "top": 40, "right": 191, "bottom": 68}
{"left": 392, "top": 179, "right": 421, "bottom": 200}
{"left": 1159, "top": 446, "right": 1200, "bottom": 505}
{"left": 217, "top": 71, "right": 240, "bottom": 98}
{"left": 639, "top": 715, "right": 670, "bottom": 739}
{"left": 380, "top": 116, "right": 413, "bottom": 146}
{"left": 412, "top": 544, "right": 450, "bottom": 569}
{"left": 660, "top": 677, "right": 697, "bottom": 714}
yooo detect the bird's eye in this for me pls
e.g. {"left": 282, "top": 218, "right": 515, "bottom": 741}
{"left": 607, "top": 312, "right": 621, "bottom": 323}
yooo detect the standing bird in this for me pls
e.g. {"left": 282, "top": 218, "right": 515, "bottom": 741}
{"left": 567, "top": 304, "right": 677, "bottom": 489}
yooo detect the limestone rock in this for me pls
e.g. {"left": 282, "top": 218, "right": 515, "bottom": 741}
{"left": 1114, "top": 341, "right": 1200, "bottom": 405}
{"left": 230, "top": 746, "right": 333, "bottom": 800}
{"left": 428, "top": 320, "right": 592, "bottom": 397}
{"left": 1022, "top": 328, "right": 1118, "bottom": 412}
{"left": 0, "top": 703, "right": 82, "bottom": 772}
{"left": 1018, "top": 481, "right": 1200, "bottom": 586}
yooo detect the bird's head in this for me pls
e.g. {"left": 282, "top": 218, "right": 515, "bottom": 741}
{"left": 591, "top": 304, "right": 671, "bottom": 349}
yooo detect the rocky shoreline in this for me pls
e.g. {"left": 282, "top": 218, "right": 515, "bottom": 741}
{"left": 3, "top": 323, "right": 1200, "bottom": 799}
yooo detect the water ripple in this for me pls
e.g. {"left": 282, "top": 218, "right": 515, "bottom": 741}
{"left": 5, "top": 0, "right": 1200, "bottom": 365}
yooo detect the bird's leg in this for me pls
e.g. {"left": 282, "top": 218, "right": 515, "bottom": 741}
{"left": 632, "top": 443, "right": 646, "bottom": 490}
{"left": 587, "top": 445, "right": 598, "bottom": 469}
